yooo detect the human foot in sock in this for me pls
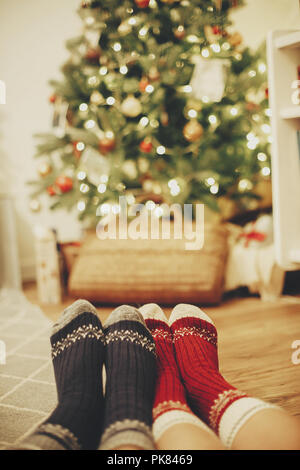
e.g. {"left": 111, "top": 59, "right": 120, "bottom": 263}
{"left": 139, "top": 303, "right": 213, "bottom": 444}
{"left": 22, "top": 299, "right": 105, "bottom": 450}
{"left": 169, "top": 304, "right": 278, "bottom": 448}
{"left": 99, "top": 305, "right": 157, "bottom": 450}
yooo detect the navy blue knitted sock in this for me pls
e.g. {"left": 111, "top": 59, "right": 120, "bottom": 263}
{"left": 21, "top": 300, "right": 105, "bottom": 450}
{"left": 100, "top": 305, "right": 156, "bottom": 450}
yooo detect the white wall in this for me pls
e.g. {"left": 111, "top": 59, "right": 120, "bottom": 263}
{"left": 0, "top": 0, "right": 299, "bottom": 281}
{"left": 0, "top": 0, "right": 81, "bottom": 280}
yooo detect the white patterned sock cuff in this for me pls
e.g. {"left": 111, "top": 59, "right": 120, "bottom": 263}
{"left": 153, "top": 409, "right": 215, "bottom": 442}
{"left": 219, "top": 397, "right": 280, "bottom": 448}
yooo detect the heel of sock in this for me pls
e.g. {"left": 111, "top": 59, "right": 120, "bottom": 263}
{"left": 99, "top": 419, "right": 154, "bottom": 450}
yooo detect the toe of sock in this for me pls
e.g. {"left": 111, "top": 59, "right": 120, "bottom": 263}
{"left": 139, "top": 304, "right": 168, "bottom": 324}
{"left": 169, "top": 303, "right": 214, "bottom": 327}
{"left": 52, "top": 299, "right": 99, "bottom": 335}
{"left": 104, "top": 305, "right": 147, "bottom": 329}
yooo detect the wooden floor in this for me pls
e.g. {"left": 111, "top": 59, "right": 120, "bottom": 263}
{"left": 24, "top": 283, "right": 300, "bottom": 417}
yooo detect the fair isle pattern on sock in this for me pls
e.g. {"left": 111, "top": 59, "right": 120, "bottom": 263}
{"left": 139, "top": 303, "right": 210, "bottom": 443}
{"left": 51, "top": 323, "right": 104, "bottom": 358}
{"left": 172, "top": 325, "right": 217, "bottom": 346}
{"left": 209, "top": 389, "right": 248, "bottom": 432}
{"left": 99, "top": 305, "right": 156, "bottom": 450}
{"left": 169, "top": 303, "right": 279, "bottom": 448}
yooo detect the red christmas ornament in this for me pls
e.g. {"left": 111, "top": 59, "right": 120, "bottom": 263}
{"left": 85, "top": 48, "right": 101, "bottom": 62}
{"left": 246, "top": 102, "right": 259, "bottom": 111}
{"left": 135, "top": 0, "right": 150, "bottom": 8}
{"left": 49, "top": 94, "right": 57, "bottom": 104}
{"left": 174, "top": 26, "right": 185, "bottom": 40}
{"left": 55, "top": 175, "right": 73, "bottom": 193}
{"left": 47, "top": 186, "right": 56, "bottom": 196}
{"left": 212, "top": 26, "right": 221, "bottom": 35}
{"left": 139, "top": 140, "right": 153, "bottom": 153}
{"left": 139, "top": 77, "right": 150, "bottom": 92}
{"left": 265, "top": 87, "right": 269, "bottom": 99}
{"left": 99, "top": 136, "right": 116, "bottom": 155}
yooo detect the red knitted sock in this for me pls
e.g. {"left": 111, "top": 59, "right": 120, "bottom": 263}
{"left": 169, "top": 304, "right": 278, "bottom": 448}
{"left": 139, "top": 304, "right": 212, "bottom": 443}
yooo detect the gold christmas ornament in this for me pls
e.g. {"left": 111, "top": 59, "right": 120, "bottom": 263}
{"left": 187, "top": 99, "right": 202, "bottom": 112}
{"left": 152, "top": 182, "right": 162, "bottom": 195}
{"left": 99, "top": 55, "right": 109, "bottom": 65}
{"left": 38, "top": 162, "right": 52, "bottom": 177}
{"left": 29, "top": 199, "right": 41, "bottom": 212}
{"left": 118, "top": 21, "right": 132, "bottom": 36}
{"left": 121, "top": 95, "right": 142, "bottom": 117}
{"left": 183, "top": 120, "right": 204, "bottom": 142}
{"left": 90, "top": 90, "right": 104, "bottom": 105}
{"left": 228, "top": 32, "right": 243, "bottom": 47}
{"left": 138, "top": 157, "right": 150, "bottom": 173}
{"left": 238, "top": 178, "right": 253, "bottom": 192}
{"left": 142, "top": 179, "right": 154, "bottom": 192}
{"left": 122, "top": 160, "right": 138, "bottom": 179}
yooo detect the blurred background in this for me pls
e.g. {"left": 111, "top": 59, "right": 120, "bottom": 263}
{"left": 0, "top": 0, "right": 299, "bottom": 283}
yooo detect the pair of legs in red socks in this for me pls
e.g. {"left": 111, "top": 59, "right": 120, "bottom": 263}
{"left": 140, "top": 303, "right": 300, "bottom": 450}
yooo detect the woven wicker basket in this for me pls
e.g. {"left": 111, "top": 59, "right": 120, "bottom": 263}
{"left": 68, "top": 223, "right": 228, "bottom": 305}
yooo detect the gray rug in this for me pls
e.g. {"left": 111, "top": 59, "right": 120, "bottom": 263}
{"left": 0, "top": 289, "right": 56, "bottom": 449}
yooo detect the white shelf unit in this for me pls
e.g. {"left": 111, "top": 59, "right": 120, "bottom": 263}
{"left": 280, "top": 105, "right": 300, "bottom": 119}
{"left": 267, "top": 30, "right": 300, "bottom": 270}
{"left": 275, "top": 31, "right": 300, "bottom": 50}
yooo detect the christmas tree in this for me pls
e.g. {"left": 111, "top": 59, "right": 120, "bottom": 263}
{"left": 30, "top": 0, "right": 271, "bottom": 224}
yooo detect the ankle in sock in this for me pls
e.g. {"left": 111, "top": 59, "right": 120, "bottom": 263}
{"left": 169, "top": 303, "right": 278, "bottom": 448}
{"left": 139, "top": 303, "right": 214, "bottom": 443}
{"left": 21, "top": 299, "right": 105, "bottom": 450}
{"left": 99, "top": 305, "right": 156, "bottom": 450}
